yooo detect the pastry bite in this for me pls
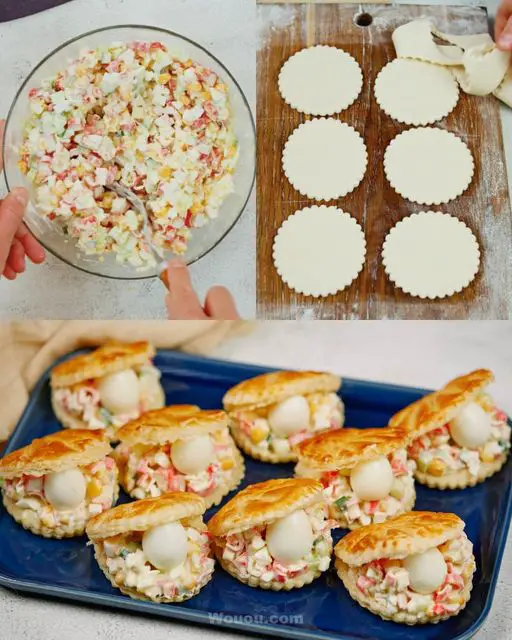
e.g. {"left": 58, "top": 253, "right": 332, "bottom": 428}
{"left": 0, "top": 429, "right": 118, "bottom": 538}
{"left": 295, "top": 427, "right": 416, "bottom": 529}
{"left": 86, "top": 492, "right": 214, "bottom": 603}
{"left": 113, "top": 408, "right": 244, "bottom": 507}
{"left": 223, "top": 370, "right": 344, "bottom": 463}
{"left": 51, "top": 341, "right": 165, "bottom": 436}
{"left": 334, "top": 511, "right": 475, "bottom": 624}
{"left": 208, "top": 477, "right": 335, "bottom": 590}
{"left": 390, "top": 369, "right": 511, "bottom": 489}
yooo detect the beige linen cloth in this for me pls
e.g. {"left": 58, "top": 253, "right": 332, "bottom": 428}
{"left": 0, "top": 320, "right": 246, "bottom": 442}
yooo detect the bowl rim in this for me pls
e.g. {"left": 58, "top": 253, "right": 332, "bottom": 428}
{"left": 2, "top": 23, "right": 256, "bottom": 280}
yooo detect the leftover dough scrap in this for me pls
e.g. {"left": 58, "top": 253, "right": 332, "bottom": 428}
{"left": 374, "top": 58, "right": 459, "bottom": 125}
{"left": 282, "top": 118, "right": 367, "bottom": 201}
{"left": 272, "top": 205, "right": 366, "bottom": 297}
{"left": 382, "top": 211, "right": 480, "bottom": 299}
{"left": 278, "top": 45, "right": 363, "bottom": 115}
{"left": 384, "top": 127, "right": 474, "bottom": 205}
{"left": 393, "top": 19, "right": 512, "bottom": 103}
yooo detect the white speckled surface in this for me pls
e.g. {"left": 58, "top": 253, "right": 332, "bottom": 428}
{"left": 0, "top": 0, "right": 255, "bottom": 319}
{"left": 1, "top": 320, "right": 511, "bottom": 639}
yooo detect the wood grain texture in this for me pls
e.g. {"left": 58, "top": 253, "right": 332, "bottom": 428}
{"left": 256, "top": 3, "right": 512, "bottom": 319}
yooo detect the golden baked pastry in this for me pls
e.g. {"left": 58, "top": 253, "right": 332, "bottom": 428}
{"left": 0, "top": 429, "right": 118, "bottom": 538}
{"left": 390, "top": 370, "right": 510, "bottom": 489}
{"left": 208, "top": 477, "right": 334, "bottom": 590}
{"left": 86, "top": 492, "right": 214, "bottom": 603}
{"left": 334, "top": 511, "right": 476, "bottom": 624}
{"left": 223, "top": 370, "right": 344, "bottom": 463}
{"left": 295, "top": 427, "right": 416, "bottom": 529}
{"left": 50, "top": 342, "right": 165, "bottom": 437}
{"left": 113, "top": 408, "right": 244, "bottom": 508}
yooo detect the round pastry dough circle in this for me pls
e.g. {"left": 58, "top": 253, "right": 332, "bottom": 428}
{"left": 384, "top": 127, "right": 474, "bottom": 205}
{"left": 273, "top": 205, "right": 366, "bottom": 297}
{"left": 374, "top": 59, "right": 460, "bottom": 125}
{"left": 382, "top": 211, "right": 480, "bottom": 299}
{"left": 278, "top": 45, "right": 363, "bottom": 115}
{"left": 283, "top": 119, "right": 368, "bottom": 200}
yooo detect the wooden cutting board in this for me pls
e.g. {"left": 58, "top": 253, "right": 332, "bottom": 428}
{"left": 256, "top": 3, "right": 512, "bottom": 319}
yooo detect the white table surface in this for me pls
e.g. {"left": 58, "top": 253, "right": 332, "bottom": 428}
{"left": 1, "top": 320, "right": 511, "bottom": 639}
{"left": 0, "top": 0, "right": 255, "bottom": 319}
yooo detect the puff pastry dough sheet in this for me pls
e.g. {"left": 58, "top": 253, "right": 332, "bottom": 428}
{"left": 278, "top": 45, "right": 363, "bottom": 115}
{"left": 382, "top": 211, "right": 480, "bottom": 299}
{"left": 374, "top": 59, "right": 459, "bottom": 125}
{"left": 282, "top": 118, "right": 368, "bottom": 201}
{"left": 272, "top": 205, "right": 366, "bottom": 297}
{"left": 384, "top": 127, "right": 474, "bottom": 205}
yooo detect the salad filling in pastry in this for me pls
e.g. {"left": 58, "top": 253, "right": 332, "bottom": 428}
{"left": 0, "top": 429, "right": 118, "bottom": 538}
{"left": 113, "top": 408, "right": 244, "bottom": 508}
{"left": 51, "top": 341, "right": 165, "bottom": 436}
{"left": 208, "top": 477, "right": 336, "bottom": 590}
{"left": 334, "top": 511, "right": 476, "bottom": 625}
{"left": 295, "top": 427, "right": 416, "bottom": 529}
{"left": 389, "top": 369, "right": 510, "bottom": 489}
{"left": 86, "top": 492, "right": 214, "bottom": 602}
{"left": 223, "top": 370, "right": 344, "bottom": 463}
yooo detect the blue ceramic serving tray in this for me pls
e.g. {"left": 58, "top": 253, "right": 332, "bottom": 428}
{"left": 0, "top": 350, "right": 511, "bottom": 640}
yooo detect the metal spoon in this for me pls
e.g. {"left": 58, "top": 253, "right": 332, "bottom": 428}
{"left": 105, "top": 181, "right": 167, "bottom": 276}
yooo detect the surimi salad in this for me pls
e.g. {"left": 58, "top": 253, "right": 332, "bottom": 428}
{"left": 97, "top": 525, "right": 214, "bottom": 600}
{"left": 321, "top": 448, "right": 416, "bottom": 527}
{"left": 18, "top": 40, "right": 239, "bottom": 267}
{"left": 115, "top": 428, "right": 237, "bottom": 499}
{"left": 408, "top": 403, "right": 510, "bottom": 478}
{"left": 217, "top": 504, "right": 335, "bottom": 585}
{"left": 349, "top": 533, "right": 474, "bottom": 618}
{"left": 1, "top": 457, "right": 118, "bottom": 535}
{"left": 234, "top": 393, "right": 343, "bottom": 458}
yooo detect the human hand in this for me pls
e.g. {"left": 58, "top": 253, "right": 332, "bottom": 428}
{"left": 0, "top": 119, "right": 45, "bottom": 279}
{"left": 164, "top": 259, "right": 240, "bottom": 320}
{"left": 496, "top": 0, "right": 512, "bottom": 50}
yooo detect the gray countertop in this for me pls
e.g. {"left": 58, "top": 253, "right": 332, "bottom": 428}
{"left": 1, "top": 320, "right": 511, "bottom": 639}
{"left": 0, "top": 0, "right": 255, "bottom": 319}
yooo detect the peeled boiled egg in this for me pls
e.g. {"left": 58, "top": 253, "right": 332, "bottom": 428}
{"left": 170, "top": 435, "right": 214, "bottom": 475}
{"left": 350, "top": 456, "right": 394, "bottom": 501}
{"left": 45, "top": 469, "right": 86, "bottom": 510}
{"left": 142, "top": 522, "right": 188, "bottom": 571}
{"left": 97, "top": 369, "right": 140, "bottom": 415}
{"left": 266, "top": 509, "right": 313, "bottom": 564}
{"left": 403, "top": 547, "right": 447, "bottom": 594}
{"left": 449, "top": 402, "right": 492, "bottom": 449}
{"left": 268, "top": 396, "right": 310, "bottom": 437}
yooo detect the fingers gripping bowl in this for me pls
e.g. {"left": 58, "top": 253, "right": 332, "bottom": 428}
{"left": 3, "top": 25, "right": 255, "bottom": 278}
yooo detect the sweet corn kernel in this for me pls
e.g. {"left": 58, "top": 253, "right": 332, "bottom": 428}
{"left": 427, "top": 459, "right": 446, "bottom": 477}
{"left": 220, "top": 458, "right": 234, "bottom": 471}
{"left": 159, "top": 166, "right": 172, "bottom": 179}
{"left": 87, "top": 479, "right": 103, "bottom": 499}
{"left": 250, "top": 425, "right": 269, "bottom": 444}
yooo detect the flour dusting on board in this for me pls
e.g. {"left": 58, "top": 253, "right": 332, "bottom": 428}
{"left": 257, "top": 4, "right": 295, "bottom": 51}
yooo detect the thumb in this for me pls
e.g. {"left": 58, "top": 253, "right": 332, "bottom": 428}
{"left": 0, "top": 188, "right": 28, "bottom": 242}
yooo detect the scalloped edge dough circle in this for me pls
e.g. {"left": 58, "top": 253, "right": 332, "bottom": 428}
{"left": 282, "top": 119, "right": 368, "bottom": 201}
{"left": 278, "top": 45, "right": 363, "bottom": 115}
{"left": 272, "top": 205, "right": 366, "bottom": 297}
{"left": 384, "top": 127, "right": 474, "bottom": 205}
{"left": 382, "top": 212, "right": 480, "bottom": 299}
{"left": 374, "top": 59, "right": 460, "bottom": 125}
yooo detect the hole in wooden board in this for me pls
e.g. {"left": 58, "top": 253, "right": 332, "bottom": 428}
{"left": 354, "top": 12, "right": 373, "bottom": 27}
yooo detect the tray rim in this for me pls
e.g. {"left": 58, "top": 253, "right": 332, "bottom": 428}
{"left": 0, "top": 347, "right": 510, "bottom": 640}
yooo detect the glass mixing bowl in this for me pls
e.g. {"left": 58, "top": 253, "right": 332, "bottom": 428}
{"left": 3, "top": 25, "right": 255, "bottom": 279}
